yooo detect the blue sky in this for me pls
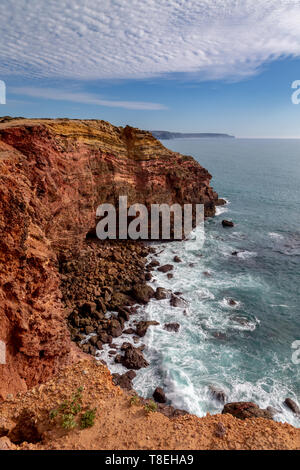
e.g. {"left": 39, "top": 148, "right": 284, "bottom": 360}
{"left": 1, "top": 0, "right": 300, "bottom": 137}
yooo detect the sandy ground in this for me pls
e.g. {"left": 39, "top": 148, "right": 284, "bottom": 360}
{"left": 0, "top": 359, "right": 299, "bottom": 451}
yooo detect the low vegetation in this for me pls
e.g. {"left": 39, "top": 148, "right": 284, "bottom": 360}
{"left": 129, "top": 394, "right": 140, "bottom": 406}
{"left": 144, "top": 400, "right": 158, "bottom": 414}
{"left": 49, "top": 387, "right": 96, "bottom": 430}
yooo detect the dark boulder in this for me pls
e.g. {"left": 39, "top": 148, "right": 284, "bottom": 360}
{"left": 147, "top": 260, "right": 160, "bottom": 270}
{"left": 222, "top": 220, "right": 234, "bottom": 228}
{"left": 120, "top": 344, "right": 149, "bottom": 370}
{"left": 110, "top": 291, "right": 134, "bottom": 309}
{"left": 98, "top": 331, "right": 111, "bottom": 344}
{"left": 155, "top": 287, "right": 170, "bottom": 300}
{"left": 79, "top": 302, "right": 97, "bottom": 315}
{"left": 157, "top": 264, "right": 174, "bottom": 273}
{"left": 117, "top": 306, "right": 131, "bottom": 322}
{"left": 123, "top": 328, "right": 135, "bottom": 335}
{"left": 114, "top": 354, "right": 122, "bottom": 364}
{"left": 156, "top": 404, "right": 188, "bottom": 418}
{"left": 284, "top": 398, "right": 300, "bottom": 415}
{"left": 173, "top": 256, "right": 182, "bottom": 263}
{"left": 170, "top": 294, "right": 187, "bottom": 308}
{"left": 85, "top": 326, "right": 95, "bottom": 335}
{"left": 112, "top": 370, "right": 137, "bottom": 391}
{"left": 107, "top": 318, "right": 123, "bottom": 338}
{"left": 135, "top": 320, "right": 159, "bottom": 337}
{"left": 153, "top": 387, "right": 166, "bottom": 403}
{"left": 164, "top": 322, "right": 180, "bottom": 332}
{"left": 89, "top": 335, "right": 98, "bottom": 346}
{"left": 216, "top": 198, "right": 227, "bottom": 206}
{"left": 131, "top": 284, "right": 155, "bottom": 304}
{"left": 95, "top": 298, "right": 107, "bottom": 314}
{"left": 222, "top": 402, "right": 273, "bottom": 420}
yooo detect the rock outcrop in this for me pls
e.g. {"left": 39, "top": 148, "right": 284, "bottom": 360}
{"left": 0, "top": 118, "right": 221, "bottom": 399}
{"left": 222, "top": 402, "right": 273, "bottom": 420}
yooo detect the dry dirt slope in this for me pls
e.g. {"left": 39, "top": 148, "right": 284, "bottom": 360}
{"left": 0, "top": 360, "right": 299, "bottom": 450}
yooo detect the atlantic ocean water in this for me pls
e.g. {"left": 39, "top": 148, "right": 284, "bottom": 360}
{"left": 98, "top": 138, "right": 300, "bottom": 427}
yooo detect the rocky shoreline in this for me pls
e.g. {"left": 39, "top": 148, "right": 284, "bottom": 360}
{"left": 61, "top": 236, "right": 300, "bottom": 423}
{"left": 61, "top": 237, "right": 190, "bottom": 417}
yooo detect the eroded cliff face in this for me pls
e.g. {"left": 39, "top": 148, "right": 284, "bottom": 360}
{"left": 0, "top": 118, "right": 220, "bottom": 399}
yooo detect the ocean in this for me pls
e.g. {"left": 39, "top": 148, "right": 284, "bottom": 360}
{"left": 99, "top": 138, "right": 300, "bottom": 427}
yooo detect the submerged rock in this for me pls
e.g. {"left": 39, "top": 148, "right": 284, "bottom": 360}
{"left": 209, "top": 385, "right": 227, "bottom": 404}
{"left": 203, "top": 271, "right": 212, "bottom": 277}
{"left": 222, "top": 219, "right": 234, "bottom": 227}
{"left": 212, "top": 332, "right": 227, "bottom": 340}
{"left": 170, "top": 294, "right": 187, "bottom": 308}
{"left": 267, "top": 406, "right": 282, "bottom": 417}
{"left": 164, "top": 322, "right": 180, "bottom": 332}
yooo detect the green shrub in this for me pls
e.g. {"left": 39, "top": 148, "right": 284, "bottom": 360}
{"left": 61, "top": 413, "right": 77, "bottom": 430}
{"left": 129, "top": 395, "right": 140, "bottom": 406}
{"left": 49, "top": 387, "right": 96, "bottom": 431}
{"left": 144, "top": 400, "right": 158, "bottom": 414}
{"left": 80, "top": 408, "right": 96, "bottom": 429}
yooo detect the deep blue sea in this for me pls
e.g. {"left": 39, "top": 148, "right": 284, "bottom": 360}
{"left": 99, "top": 138, "right": 300, "bottom": 427}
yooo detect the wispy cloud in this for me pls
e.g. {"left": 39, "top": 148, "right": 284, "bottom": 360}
{"left": 10, "top": 87, "right": 167, "bottom": 110}
{"left": 1, "top": 1, "right": 300, "bottom": 81}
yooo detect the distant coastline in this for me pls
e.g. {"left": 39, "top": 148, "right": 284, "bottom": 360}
{"left": 151, "top": 130, "right": 235, "bottom": 140}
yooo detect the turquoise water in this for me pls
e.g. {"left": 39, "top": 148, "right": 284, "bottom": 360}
{"left": 99, "top": 139, "right": 300, "bottom": 427}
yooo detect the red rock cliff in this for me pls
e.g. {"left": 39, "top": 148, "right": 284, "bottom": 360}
{"left": 0, "top": 118, "right": 220, "bottom": 399}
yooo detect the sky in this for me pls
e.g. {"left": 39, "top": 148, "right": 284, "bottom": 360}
{"left": 0, "top": 0, "right": 300, "bottom": 137}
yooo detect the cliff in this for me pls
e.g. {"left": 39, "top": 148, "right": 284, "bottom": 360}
{"left": 0, "top": 118, "right": 220, "bottom": 399}
{"left": 151, "top": 130, "right": 235, "bottom": 139}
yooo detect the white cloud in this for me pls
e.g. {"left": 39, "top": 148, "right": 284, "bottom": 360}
{"left": 10, "top": 87, "right": 167, "bottom": 110}
{"left": 1, "top": 0, "right": 300, "bottom": 81}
